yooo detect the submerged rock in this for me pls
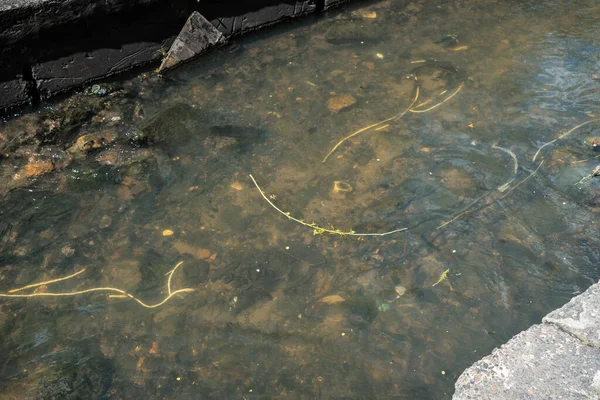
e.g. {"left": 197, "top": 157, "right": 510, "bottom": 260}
{"left": 434, "top": 34, "right": 459, "bottom": 48}
{"left": 139, "top": 103, "right": 207, "bottom": 144}
{"left": 21, "top": 156, "right": 54, "bottom": 178}
{"left": 325, "top": 20, "right": 385, "bottom": 43}
{"left": 327, "top": 94, "right": 357, "bottom": 112}
{"left": 139, "top": 103, "right": 266, "bottom": 152}
{"left": 67, "top": 130, "right": 118, "bottom": 157}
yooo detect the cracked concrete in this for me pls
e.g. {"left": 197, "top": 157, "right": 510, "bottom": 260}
{"left": 454, "top": 281, "right": 600, "bottom": 399}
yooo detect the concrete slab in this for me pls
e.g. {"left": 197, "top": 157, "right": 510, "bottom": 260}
{"left": 0, "top": 0, "right": 159, "bottom": 45}
{"left": 454, "top": 323, "right": 600, "bottom": 400}
{"left": 544, "top": 281, "right": 600, "bottom": 349}
{"left": 32, "top": 40, "right": 168, "bottom": 98}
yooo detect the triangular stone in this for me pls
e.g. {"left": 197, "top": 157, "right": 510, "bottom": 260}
{"left": 158, "top": 11, "right": 226, "bottom": 72}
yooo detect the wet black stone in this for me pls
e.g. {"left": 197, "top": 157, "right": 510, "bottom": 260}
{"left": 346, "top": 291, "right": 379, "bottom": 325}
{"left": 234, "top": 287, "right": 273, "bottom": 312}
{"left": 140, "top": 103, "right": 266, "bottom": 153}
{"left": 139, "top": 103, "right": 209, "bottom": 144}
{"left": 209, "top": 125, "right": 266, "bottom": 153}
{"left": 434, "top": 34, "right": 459, "bottom": 48}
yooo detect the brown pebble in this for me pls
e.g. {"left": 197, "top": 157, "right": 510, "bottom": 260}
{"left": 61, "top": 245, "right": 75, "bottom": 257}
{"left": 198, "top": 248, "right": 211, "bottom": 260}
{"left": 327, "top": 94, "right": 357, "bottom": 112}
{"left": 99, "top": 215, "right": 112, "bottom": 229}
{"left": 320, "top": 294, "right": 346, "bottom": 304}
{"left": 22, "top": 159, "right": 54, "bottom": 178}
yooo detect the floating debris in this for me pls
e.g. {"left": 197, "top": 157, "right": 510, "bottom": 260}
{"left": 492, "top": 143, "right": 519, "bottom": 177}
{"left": 432, "top": 269, "right": 450, "bottom": 287}
{"left": 323, "top": 60, "right": 466, "bottom": 163}
{"left": 533, "top": 119, "right": 600, "bottom": 161}
{"left": 448, "top": 45, "right": 469, "bottom": 52}
{"left": 322, "top": 87, "right": 419, "bottom": 163}
{"left": 575, "top": 164, "right": 600, "bottom": 186}
{"left": 437, "top": 145, "right": 533, "bottom": 230}
{"left": 0, "top": 262, "right": 194, "bottom": 309}
{"left": 249, "top": 174, "right": 407, "bottom": 237}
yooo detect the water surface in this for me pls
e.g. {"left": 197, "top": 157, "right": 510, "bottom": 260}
{"left": 2, "top": 0, "right": 600, "bottom": 398}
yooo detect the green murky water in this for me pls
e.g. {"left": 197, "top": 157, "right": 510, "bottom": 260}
{"left": 2, "top": 0, "right": 600, "bottom": 398}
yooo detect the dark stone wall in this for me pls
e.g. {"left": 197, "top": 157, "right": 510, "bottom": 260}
{"left": 0, "top": 0, "right": 352, "bottom": 110}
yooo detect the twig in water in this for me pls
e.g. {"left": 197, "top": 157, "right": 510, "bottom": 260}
{"left": 0, "top": 262, "right": 194, "bottom": 309}
{"left": 437, "top": 145, "right": 521, "bottom": 229}
{"left": 432, "top": 269, "right": 450, "bottom": 287}
{"left": 436, "top": 189, "right": 495, "bottom": 230}
{"left": 492, "top": 144, "right": 519, "bottom": 192}
{"left": 575, "top": 165, "right": 600, "bottom": 186}
{"left": 532, "top": 119, "right": 600, "bottom": 162}
{"left": 571, "top": 155, "right": 600, "bottom": 165}
{"left": 492, "top": 144, "right": 519, "bottom": 175}
{"left": 9, "top": 268, "right": 87, "bottom": 293}
{"left": 409, "top": 83, "right": 463, "bottom": 113}
{"left": 322, "top": 87, "right": 420, "bottom": 163}
{"left": 500, "top": 160, "right": 544, "bottom": 199}
{"left": 249, "top": 174, "right": 407, "bottom": 237}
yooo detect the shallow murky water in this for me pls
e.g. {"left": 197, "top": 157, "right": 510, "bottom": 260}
{"left": 2, "top": 0, "right": 600, "bottom": 398}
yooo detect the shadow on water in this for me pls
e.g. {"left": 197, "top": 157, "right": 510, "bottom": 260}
{"left": 2, "top": 0, "right": 600, "bottom": 398}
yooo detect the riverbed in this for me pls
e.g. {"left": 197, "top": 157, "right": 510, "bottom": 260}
{"left": 1, "top": 0, "right": 600, "bottom": 398}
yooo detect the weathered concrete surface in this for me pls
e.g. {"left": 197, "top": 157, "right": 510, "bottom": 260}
{"left": 544, "top": 281, "right": 600, "bottom": 348}
{"left": 211, "top": 1, "right": 316, "bottom": 36}
{"left": 0, "top": 0, "right": 335, "bottom": 110}
{"left": 0, "top": 0, "right": 160, "bottom": 46}
{"left": 0, "top": 78, "right": 32, "bottom": 107}
{"left": 158, "top": 11, "right": 225, "bottom": 73}
{"left": 32, "top": 40, "right": 170, "bottom": 99}
{"left": 454, "top": 281, "right": 600, "bottom": 399}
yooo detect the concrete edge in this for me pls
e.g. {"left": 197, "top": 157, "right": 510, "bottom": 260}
{"left": 0, "top": 0, "right": 354, "bottom": 111}
{"left": 453, "top": 280, "right": 600, "bottom": 399}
